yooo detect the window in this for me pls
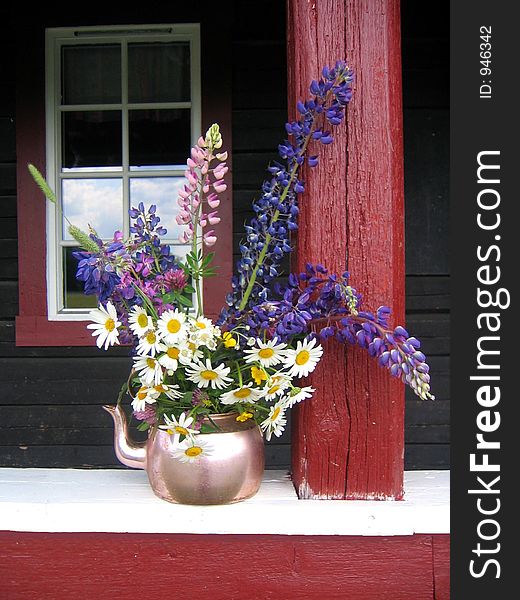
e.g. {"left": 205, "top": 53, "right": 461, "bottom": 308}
{"left": 45, "top": 25, "right": 201, "bottom": 319}
{"left": 16, "top": 18, "right": 232, "bottom": 346}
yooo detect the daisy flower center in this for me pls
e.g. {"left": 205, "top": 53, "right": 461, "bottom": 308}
{"left": 258, "top": 348, "right": 275, "bottom": 359}
{"left": 271, "top": 407, "right": 281, "bottom": 421}
{"left": 105, "top": 318, "right": 115, "bottom": 332}
{"left": 295, "top": 350, "right": 310, "bottom": 365}
{"left": 175, "top": 426, "right": 188, "bottom": 436}
{"left": 201, "top": 369, "right": 218, "bottom": 380}
{"left": 167, "top": 347, "right": 180, "bottom": 359}
{"left": 137, "top": 389, "right": 148, "bottom": 400}
{"left": 234, "top": 388, "right": 252, "bottom": 399}
{"left": 137, "top": 314, "right": 148, "bottom": 328}
{"left": 154, "top": 385, "right": 167, "bottom": 393}
{"left": 146, "top": 331, "right": 157, "bottom": 344}
{"left": 167, "top": 319, "right": 181, "bottom": 334}
{"left": 186, "top": 446, "right": 203, "bottom": 457}
{"left": 146, "top": 358, "right": 156, "bottom": 369}
{"left": 195, "top": 321, "right": 207, "bottom": 329}
{"left": 267, "top": 385, "right": 280, "bottom": 395}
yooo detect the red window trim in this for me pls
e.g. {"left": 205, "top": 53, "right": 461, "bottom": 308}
{"left": 15, "top": 20, "right": 233, "bottom": 346}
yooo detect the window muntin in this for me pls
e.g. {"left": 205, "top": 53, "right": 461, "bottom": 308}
{"left": 45, "top": 25, "right": 200, "bottom": 318}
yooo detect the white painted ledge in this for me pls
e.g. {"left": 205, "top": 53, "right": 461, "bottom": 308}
{"left": 0, "top": 468, "right": 449, "bottom": 536}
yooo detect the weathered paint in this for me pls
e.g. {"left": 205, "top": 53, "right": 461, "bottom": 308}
{"left": 0, "top": 532, "right": 449, "bottom": 600}
{"left": 287, "top": 0, "right": 406, "bottom": 499}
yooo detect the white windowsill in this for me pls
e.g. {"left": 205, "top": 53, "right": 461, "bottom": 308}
{"left": 0, "top": 468, "right": 449, "bottom": 536}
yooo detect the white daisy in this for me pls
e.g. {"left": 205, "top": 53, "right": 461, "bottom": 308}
{"left": 159, "top": 412, "right": 199, "bottom": 445}
{"left": 262, "top": 373, "right": 291, "bottom": 400}
{"left": 157, "top": 309, "right": 188, "bottom": 344}
{"left": 179, "top": 341, "right": 204, "bottom": 364}
{"left": 185, "top": 358, "right": 233, "bottom": 390}
{"left": 243, "top": 338, "right": 287, "bottom": 368}
{"left": 87, "top": 302, "right": 121, "bottom": 350}
{"left": 136, "top": 329, "right": 166, "bottom": 357}
{"left": 220, "top": 383, "right": 264, "bottom": 405}
{"left": 173, "top": 436, "right": 214, "bottom": 462}
{"left": 131, "top": 385, "right": 160, "bottom": 412}
{"left": 158, "top": 344, "right": 183, "bottom": 374}
{"left": 260, "top": 399, "right": 288, "bottom": 441}
{"left": 283, "top": 337, "right": 323, "bottom": 378}
{"left": 128, "top": 306, "right": 153, "bottom": 338}
{"left": 284, "top": 386, "right": 316, "bottom": 408}
{"left": 189, "top": 316, "right": 221, "bottom": 350}
{"left": 133, "top": 355, "right": 164, "bottom": 386}
{"left": 152, "top": 383, "right": 182, "bottom": 400}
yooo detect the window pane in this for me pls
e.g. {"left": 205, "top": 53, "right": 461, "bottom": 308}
{"left": 130, "top": 177, "right": 189, "bottom": 242}
{"left": 129, "top": 109, "right": 190, "bottom": 169}
{"left": 63, "top": 247, "right": 98, "bottom": 309}
{"left": 62, "top": 44, "right": 121, "bottom": 105}
{"left": 62, "top": 111, "right": 122, "bottom": 171}
{"left": 128, "top": 42, "right": 190, "bottom": 103}
{"left": 62, "top": 178, "right": 123, "bottom": 240}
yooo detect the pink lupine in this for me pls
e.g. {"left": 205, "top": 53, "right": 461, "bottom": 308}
{"left": 176, "top": 123, "right": 227, "bottom": 249}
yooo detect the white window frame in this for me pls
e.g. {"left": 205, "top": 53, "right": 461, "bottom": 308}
{"left": 45, "top": 24, "right": 201, "bottom": 321}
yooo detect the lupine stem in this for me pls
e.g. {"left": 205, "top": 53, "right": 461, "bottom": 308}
{"left": 238, "top": 128, "right": 315, "bottom": 311}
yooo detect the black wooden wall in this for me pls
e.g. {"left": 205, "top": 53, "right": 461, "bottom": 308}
{"left": 1, "top": 1, "right": 449, "bottom": 471}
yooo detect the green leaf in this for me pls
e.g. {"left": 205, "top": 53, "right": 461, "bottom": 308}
{"left": 200, "top": 423, "right": 219, "bottom": 434}
{"left": 137, "top": 422, "right": 150, "bottom": 432}
{"left": 201, "top": 252, "right": 215, "bottom": 267}
{"left": 177, "top": 295, "right": 193, "bottom": 307}
{"left": 161, "top": 292, "right": 176, "bottom": 304}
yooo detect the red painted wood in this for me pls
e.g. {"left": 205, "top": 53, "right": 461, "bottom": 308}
{"left": 0, "top": 532, "right": 440, "bottom": 600}
{"left": 433, "top": 534, "right": 450, "bottom": 600}
{"left": 15, "top": 13, "right": 233, "bottom": 345}
{"left": 15, "top": 28, "right": 48, "bottom": 326}
{"left": 287, "top": 0, "right": 406, "bottom": 499}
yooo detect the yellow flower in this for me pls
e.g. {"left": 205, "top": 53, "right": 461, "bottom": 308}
{"left": 236, "top": 411, "right": 253, "bottom": 422}
{"left": 222, "top": 331, "right": 237, "bottom": 348}
{"left": 251, "top": 365, "right": 267, "bottom": 386}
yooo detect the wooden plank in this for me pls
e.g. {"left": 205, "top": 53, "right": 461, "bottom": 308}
{"left": 0, "top": 257, "right": 17, "bottom": 279}
{"left": 0, "top": 194, "right": 17, "bottom": 218}
{"left": 0, "top": 164, "right": 16, "bottom": 194}
{"left": 405, "top": 424, "right": 449, "bottom": 444}
{"left": 406, "top": 276, "right": 450, "bottom": 311}
{"left": 433, "top": 534, "right": 450, "bottom": 600}
{"left": 0, "top": 281, "right": 17, "bottom": 318}
{"left": 0, "top": 532, "right": 437, "bottom": 600}
{"left": 232, "top": 109, "right": 287, "bottom": 151}
{"left": 405, "top": 444, "right": 450, "bottom": 470}
{"left": 0, "top": 356, "right": 133, "bottom": 381}
{"left": 0, "top": 445, "right": 121, "bottom": 468}
{"left": 404, "top": 109, "right": 449, "bottom": 275}
{"left": 0, "top": 117, "right": 16, "bottom": 162}
{"left": 0, "top": 216, "right": 17, "bottom": 238}
{"left": 406, "top": 400, "right": 450, "bottom": 426}
{"left": 289, "top": 0, "right": 405, "bottom": 500}
{"left": 0, "top": 443, "right": 288, "bottom": 470}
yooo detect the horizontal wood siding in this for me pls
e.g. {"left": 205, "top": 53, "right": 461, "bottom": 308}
{"left": 402, "top": 0, "right": 450, "bottom": 469}
{"left": 0, "top": 2, "right": 449, "bottom": 471}
{"left": 0, "top": 531, "right": 449, "bottom": 600}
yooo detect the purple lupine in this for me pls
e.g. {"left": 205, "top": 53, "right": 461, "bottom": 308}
{"left": 225, "top": 61, "right": 354, "bottom": 313}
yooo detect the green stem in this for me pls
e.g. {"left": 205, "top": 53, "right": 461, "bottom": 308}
{"left": 238, "top": 126, "right": 315, "bottom": 312}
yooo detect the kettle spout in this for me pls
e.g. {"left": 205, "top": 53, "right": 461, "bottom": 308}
{"left": 103, "top": 404, "right": 147, "bottom": 469}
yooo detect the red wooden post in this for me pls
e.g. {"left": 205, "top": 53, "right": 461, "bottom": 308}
{"left": 288, "top": 0, "right": 406, "bottom": 499}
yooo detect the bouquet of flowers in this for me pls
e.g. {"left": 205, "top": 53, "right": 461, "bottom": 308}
{"left": 30, "top": 60, "right": 433, "bottom": 464}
